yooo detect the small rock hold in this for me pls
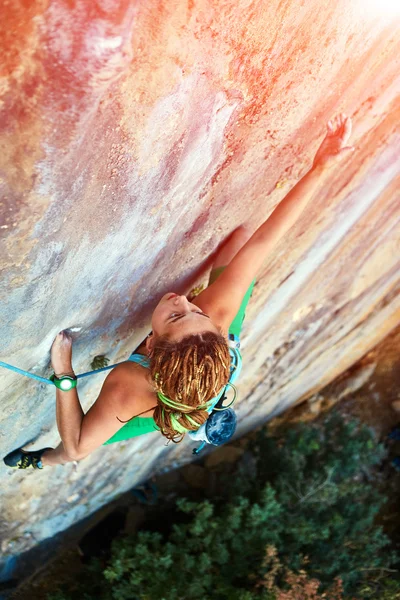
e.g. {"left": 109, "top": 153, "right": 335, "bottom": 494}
{"left": 67, "top": 493, "right": 80, "bottom": 503}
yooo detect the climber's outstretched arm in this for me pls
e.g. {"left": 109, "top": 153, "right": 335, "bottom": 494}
{"left": 194, "top": 114, "right": 355, "bottom": 329}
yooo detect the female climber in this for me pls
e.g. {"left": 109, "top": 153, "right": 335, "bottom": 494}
{"left": 4, "top": 114, "right": 354, "bottom": 469}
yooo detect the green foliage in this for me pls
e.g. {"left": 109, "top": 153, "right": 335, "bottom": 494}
{"left": 102, "top": 490, "right": 282, "bottom": 600}
{"left": 46, "top": 412, "right": 399, "bottom": 600}
{"left": 231, "top": 412, "right": 395, "bottom": 595}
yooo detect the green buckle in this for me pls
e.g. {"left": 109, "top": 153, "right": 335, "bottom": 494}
{"left": 50, "top": 374, "right": 77, "bottom": 391}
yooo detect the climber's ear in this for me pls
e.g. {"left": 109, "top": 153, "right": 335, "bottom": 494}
{"left": 146, "top": 332, "right": 154, "bottom": 357}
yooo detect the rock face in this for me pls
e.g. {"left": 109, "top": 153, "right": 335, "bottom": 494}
{"left": 1, "top": 0, "right": 399, "bottom": 575}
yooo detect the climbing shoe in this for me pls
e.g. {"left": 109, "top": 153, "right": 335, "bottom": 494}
{"left": 3, "top": 447, "right": 53, "bottom": 469}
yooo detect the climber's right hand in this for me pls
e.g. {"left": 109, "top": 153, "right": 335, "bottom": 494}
{"left": 312, "top": 113, "right": 355, "bottom": 170}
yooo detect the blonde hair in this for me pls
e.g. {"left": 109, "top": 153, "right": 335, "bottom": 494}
{"left": 149, "top": 332, "right": 231, "bottom": 442}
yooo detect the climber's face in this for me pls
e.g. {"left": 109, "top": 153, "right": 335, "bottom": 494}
{"left": 149, "top": 293, "right": 219, "bottom": 344}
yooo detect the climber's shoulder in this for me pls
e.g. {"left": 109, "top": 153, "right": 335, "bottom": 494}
{"left": 106, "top": 359, "right": 150, "bottom": 397}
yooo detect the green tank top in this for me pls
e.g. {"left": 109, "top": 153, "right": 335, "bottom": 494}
{"left": 103, "top": 354, "right": 159, "bottom": 445}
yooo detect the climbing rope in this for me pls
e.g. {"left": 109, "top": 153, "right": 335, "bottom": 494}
{"left": 0, "top": 360, "right": 127, "bottom": 386}
{"left": 0, "top": 334, "right": 242, "bottom": 392}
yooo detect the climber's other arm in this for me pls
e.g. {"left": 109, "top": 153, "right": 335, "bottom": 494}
{"left": 53, "top": 373, "right": 130, "bottom": 460}
{"left": 50, "top": 332, "right": 132, "bottom": 460}
{"left": 194, "top": 114, "right": 355, "bottom": 327}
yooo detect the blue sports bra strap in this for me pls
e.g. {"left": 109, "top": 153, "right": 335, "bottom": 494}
{"left": 128, "top": 353, "right": 150, "bottom": 368}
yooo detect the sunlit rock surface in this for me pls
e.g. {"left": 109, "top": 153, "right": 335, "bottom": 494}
{"left": 1, "top": 0, "right": 399, "bottom": 571}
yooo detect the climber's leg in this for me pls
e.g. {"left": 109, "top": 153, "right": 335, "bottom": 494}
{"left": 211, "top": 225, "right": 252, "bottom": 270}
{"left": 41, "top": 443, "right": 79, "bottom": 466}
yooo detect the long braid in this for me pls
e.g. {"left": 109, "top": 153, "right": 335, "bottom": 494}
{"left": 149, "top": 332, "right": 231, "bottom": 442}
